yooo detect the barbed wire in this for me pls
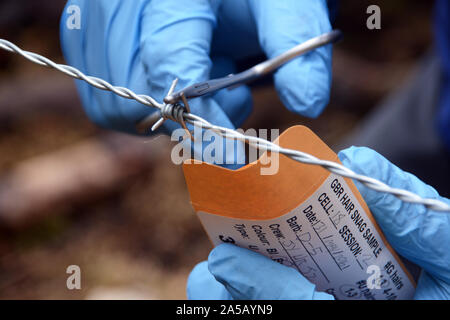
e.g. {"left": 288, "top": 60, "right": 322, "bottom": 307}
{"left": 1, "top": 38, "right": 449, "bottom": 212}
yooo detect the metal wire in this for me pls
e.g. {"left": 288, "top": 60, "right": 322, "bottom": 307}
{"left": 0, "top": 39, "right": 163, "bottom": 110}
{"left": 1, "top": 38, "right": 449, "bottom": 212}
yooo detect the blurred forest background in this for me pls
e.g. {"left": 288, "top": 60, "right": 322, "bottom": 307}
{"left": 0, "top": 1, "right": 435, "bottom": 299}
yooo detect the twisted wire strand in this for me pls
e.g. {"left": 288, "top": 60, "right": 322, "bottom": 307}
{"left": 1, "top": 38, "right": 449, "bottom": 212}
{"left": 185, "top": 114, "right": 450, "bottom": 213}
{"left": 0, "top": 39, "right": 163, "bottom": 109}
{"left": 160, "top": 103, "right": 185, "bottom": 124}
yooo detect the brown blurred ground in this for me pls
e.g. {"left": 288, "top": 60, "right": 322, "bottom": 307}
{"left": 0, "top": 1, "right": 434, "bottom": 299}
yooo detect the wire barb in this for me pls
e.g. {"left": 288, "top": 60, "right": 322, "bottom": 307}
{"left": 150, "top": 78, "right": 194, "bottom": 141}
{"left": 1, "top": 38, "right": 449, "bottom": 212}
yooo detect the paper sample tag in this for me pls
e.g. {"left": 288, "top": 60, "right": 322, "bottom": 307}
{"left": 183, "top": 125, "right": 415, "bottom": 300}
{"left": 197, "top": 173, "right": 415, "bottom": 300}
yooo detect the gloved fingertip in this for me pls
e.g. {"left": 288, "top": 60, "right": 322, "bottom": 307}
{"left": 187, "top": 261, "right": 231, "bottom": 300}
{"left": 337, "top": 146, "right": 361, "bottom": 170}
{"left": 278, "top": 86, "right": 329, "bottom": 119}
{"left": 207, "top": 244, "right": 250, "bottom": 286}
{"left": 337, "top": 146, "right": 384, "bottom": 202}
{"left": 275, "top": 52, "right": 331, "bottom": 118}
{"left": 208, "top": 243, "right": 238, "bottom": 270}
{"left": 187, "top": 261, "right": 209, "bottom": 287}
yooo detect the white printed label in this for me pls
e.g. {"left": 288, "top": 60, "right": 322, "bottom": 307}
{"left": 197, "top": 174, "right": 415, "bottom": 300}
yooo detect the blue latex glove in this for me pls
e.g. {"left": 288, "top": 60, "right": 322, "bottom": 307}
{"left": 187, "top": 147, "right": 450, "bottom": 300}
{"left": 60, "top": 0, "right": 333, "bottom": 136}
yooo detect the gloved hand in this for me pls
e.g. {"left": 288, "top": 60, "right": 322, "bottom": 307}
{"left": 187, "top": 147, "right": 450, "bottom": 300}
{"left": 60, "top": 0, "right": 333, "bottom": 135}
